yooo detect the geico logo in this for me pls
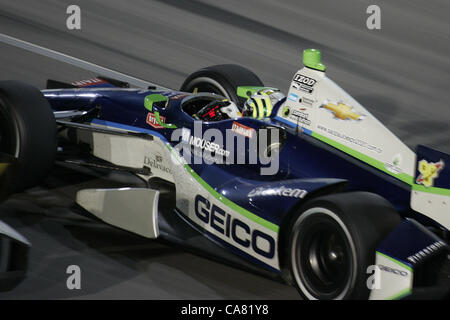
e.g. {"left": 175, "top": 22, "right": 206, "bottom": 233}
{"left": 378, "top": 265, "right": 408, "bottom": 277}
{"left": 189, "top": 136, "right": 230, "bottom": 157}
{"left": 194, "top": 195, "right": 275, "bottom": 259}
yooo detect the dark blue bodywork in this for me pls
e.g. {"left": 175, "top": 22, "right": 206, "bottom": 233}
{"left": 43, "top": 87, "right": 447, "bottom": 279}
{"left": 45, "top": 87, "right": 414, "bottom": 220}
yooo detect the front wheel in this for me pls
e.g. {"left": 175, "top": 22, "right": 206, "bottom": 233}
{"left": 180, "top": 64, "right": 264, "bottom": 106}
{"left": 0, "top": 81, "right": 56, "bottom": 197}
{"left": 288, "top": 192, "right": 401, "bottom": 300}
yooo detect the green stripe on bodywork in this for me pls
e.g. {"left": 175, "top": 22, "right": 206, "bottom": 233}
{"left": 412, "top": 184, "right": 450, "bottom": 196}
{"left": 144, "top": 94, "right": 168, "bottom": 111}
{"left": 311, "top": 131, "right": 414, "bottom": 185}
{"left": 387, "top": 288, "right": 412, "bottom": 300}
{"left": 166, "top": 145, "right": 279, "bottom": 233}
{"left": 144, "top": 94, "right": 177, "bottom": 129}
{"left": 376, "top": 251, "right": 412, "bottom": 272}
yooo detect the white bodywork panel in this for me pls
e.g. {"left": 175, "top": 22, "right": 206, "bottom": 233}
{"left": 76, "top": 124, "right": 281, "bottom": 269}
{"left": 369, "top": 252, "right": 413, "bottom": 300}
{"left": 76, "top": 188, "right": 160, "bottom": 238}
{"left": 92, "top": 133, "right": 148, "bottom": 169}
{"left": 411, "top": 190, "right": 450, "bottom": 230}
{"left": 169, "top": 146, "right": 280, "bottom": 270}
{"left": 77, "top": 124, "right": 175, "bottom": 183}
{"left": 277, "top": 67, "right": 416, "bottom": 182}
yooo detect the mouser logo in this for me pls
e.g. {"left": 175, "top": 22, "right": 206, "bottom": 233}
{"left": 195, "top": 195, "right": 275, "bottom": 260}
{"left": 248, "top": 186, "right": 307, "bottom": 198}
{"left": 185, "top": 135, "right": 230, "bottom": 158}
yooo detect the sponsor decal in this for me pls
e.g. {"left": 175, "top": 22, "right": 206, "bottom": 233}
{"left": 231, "top": 121, "right": 255, "bottom": 139}
{"left": 290, "top": 110, "right": 311, "bottom": 126}
{"left": 407, "top": 240, "right": 446, "bottom": 265}
{"left": 292, "top": 74, "right": 317, "bottom": 93}
{"left": 185, "top": 134, "right": 230, "bottom": 158}
{"left": 195, "top": 194, "right": 275, "bottom": 260}
{"left": 301, "top": 96, "right": 315, "bottom": 106}
{"left": 146, "top": 112, "right": 166, "bottom": 129}
{"left": 144, "top": 155, "right": 172, "bottom": 174}
{"left": 181, "top": 127, "right": 191, "bottom": 143}
{"left": 385, "top": 154, "right": 403, "bottom": 175}
{"left": 416, "top": 159, "right": 445, "bottom": 187}
{"left": 378, "top": 264, "right": 409, "bottom": 277}
{"left": 288, "top": 93, "right": 299, "bottom": 102}
{"left": 317, "top": 124, "right": 383, "bottom": 154}
{"left": 282, "top": 106, "right": 290, "bottom": 117}
{"left": 71, "top": 78, "right": 107, "bottom": 87}
{"left": 321, "top": 101, "right": 364, "bottom": 121}
{"left": 248, "top": 186, "right": 307, "bottom": 199}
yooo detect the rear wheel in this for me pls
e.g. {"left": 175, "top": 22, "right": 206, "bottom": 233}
{"left": 180, "top": 64, "right": 264, "bottom": 106}
{"left": 288, "top": 192, "right": 401, "bottom": 300}
{"left": 0, "top": 81, "right": 56, "bottom": 197}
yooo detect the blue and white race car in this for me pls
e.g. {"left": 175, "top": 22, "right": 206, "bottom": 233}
{"left": 0, "top": 49, "right": 448, "bottom": 299}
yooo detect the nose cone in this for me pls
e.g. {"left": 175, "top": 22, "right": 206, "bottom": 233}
{"left": 303, "top": 48, "right": 326, "bottom": 72}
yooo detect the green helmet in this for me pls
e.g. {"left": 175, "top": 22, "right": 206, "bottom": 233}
{"left": 242, "top": 88, "right": 285, "bottom": 119}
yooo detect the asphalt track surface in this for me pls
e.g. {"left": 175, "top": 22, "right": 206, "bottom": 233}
{"left": 0, "top": 0, "right": 449, "bottom": 299}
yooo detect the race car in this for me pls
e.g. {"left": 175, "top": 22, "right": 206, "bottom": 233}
{"left": 0, "top": 48, "right": 448, "bottom": 300}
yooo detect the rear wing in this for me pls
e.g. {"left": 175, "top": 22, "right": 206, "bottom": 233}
{"left": 411, "top": 145, "right": 450, "bottom": 230}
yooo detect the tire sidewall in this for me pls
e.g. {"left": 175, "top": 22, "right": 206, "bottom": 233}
{"left": 0, "top": 81, "right": 56, "bottom": 192}
{"left": 180, "top": 65, "right": 264, "bottom": 106}
{"left": 290, "top": 206, "right": 359, "bottom": 300}
{"left": 287, "top": 192, "right": 401, "bottom": 300}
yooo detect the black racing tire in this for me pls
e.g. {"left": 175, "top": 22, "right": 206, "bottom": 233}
{"left": 287, "top": 192, "right": 401, "bottom": 300}
{"left": 180, "top": 64, "right": 264, "bottom": 106}
{"left": 0, "top": 81, "right": 56, "bottom": 194}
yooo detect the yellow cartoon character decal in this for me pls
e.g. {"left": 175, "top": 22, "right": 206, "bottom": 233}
{"left": 416, "top": 159, "right": 445, "bottom": 187}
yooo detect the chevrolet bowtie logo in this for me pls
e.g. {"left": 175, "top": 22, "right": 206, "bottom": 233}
{"left": 416, "top": 159, "right": 445, "bottom": 187}
{"left": 321, "top": 102, "right": 363, "bottom": 121}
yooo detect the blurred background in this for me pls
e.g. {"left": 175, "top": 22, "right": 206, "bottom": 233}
{"left": 0, "top": 0, "right": 448, "bottom": 299}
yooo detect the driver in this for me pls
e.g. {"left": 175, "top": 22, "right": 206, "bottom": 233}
{"left": 242, "top": 88, "right": 285, "bottom": 119}
{"left": 194, "top": 88, "right": 285, "bottom": 121}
